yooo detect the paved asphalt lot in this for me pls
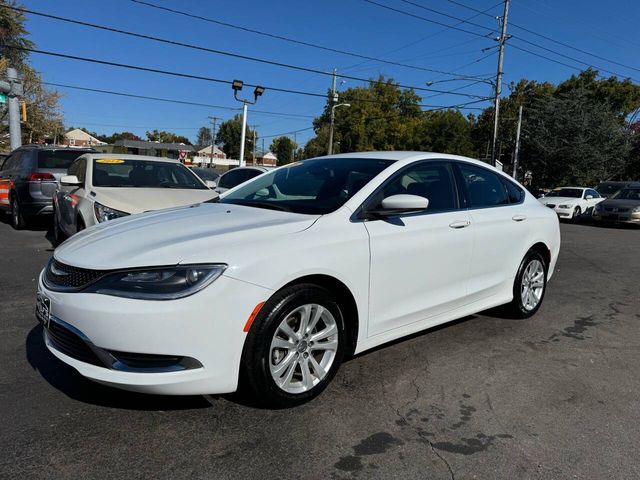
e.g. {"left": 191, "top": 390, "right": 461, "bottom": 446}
{"left": 1, "top": 215, "right": 639, "bottom": 480}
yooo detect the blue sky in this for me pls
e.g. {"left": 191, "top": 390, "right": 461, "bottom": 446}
{"left": 22, "top": 0, "right": 640, "bottom": 148}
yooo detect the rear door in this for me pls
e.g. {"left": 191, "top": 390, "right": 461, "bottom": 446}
{"left": 365, "top": 160, "right": 474, "bottom": 336}
{"left": 454, "top": 162, "right": 530, "bottom": 302}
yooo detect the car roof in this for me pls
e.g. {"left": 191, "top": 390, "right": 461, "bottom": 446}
{"left": 226, "top": 166, "right": 268, "bottom": 172}
{"left": 84, "top": 153, "right": 180, "bottom": 164}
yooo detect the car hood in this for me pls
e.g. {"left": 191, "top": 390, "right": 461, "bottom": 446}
{"left": 91, "top": 187, "right": 218, "bottom": 214}
{"left": 540, "top": 196, "right": 580, "bottom": 205}
{"left": 54, "top": 202, "right": 320, "bottom": 270}
{"left": 599, "top": 198, "right": 640, "bottom": 209}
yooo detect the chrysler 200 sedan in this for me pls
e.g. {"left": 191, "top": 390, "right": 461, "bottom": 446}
{"left": 37, "top": 152, "right": 560, "bottom": 407}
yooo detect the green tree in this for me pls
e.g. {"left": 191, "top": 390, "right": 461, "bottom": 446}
{"left": 215, "top": 115, "right": 256, "bottom": 159}
{"left": 522, "top": 88, "right": 630, "bottom": 186}
{"left": 270, "top": 136, "right": 297, "bottom": 165}
{"left": 0, "top": 0, "right": 33, "bottom": 66}
{"left": 145, "top": 129, "right": 191, "bottom": 144}
{"left": 101, "top": 131, "right": 141, "bottom": 144}
{"left": 196, "top": 126, "right": 212, "bottom": 146}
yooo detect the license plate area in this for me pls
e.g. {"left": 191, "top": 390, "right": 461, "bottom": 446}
{"left": 36, "top": 291, "right": 51, "bottom": 329}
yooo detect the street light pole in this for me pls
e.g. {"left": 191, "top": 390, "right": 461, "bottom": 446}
{"left": 491, "top": 0, "right": 510, "bottom": 167}
{"left": 327, "top": 68, "right": 339, "bottom": 155}
{"left": 231, "top": 80, "right": 265, "bottom": 167}
{"left": 0, "top": 67, "right": 24, "bottom": 150}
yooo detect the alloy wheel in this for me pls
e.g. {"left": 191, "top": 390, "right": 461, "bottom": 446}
{"left": 520, "top": 259, "right": 545, "bottom": 311}
{"left": 269, "top": 303, "right": 339, "bottom": 394}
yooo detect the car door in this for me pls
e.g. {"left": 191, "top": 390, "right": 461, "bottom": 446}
{"left": 58, "top": 157, "right": 87, "bottom": 234}
{"left": 454, "top": 162, "right": 530, "bottom": 302}
{"left": 364, "top": 160, "right": 473, "bottom": 336}
{"left": 585, "top": 188, "right": 602, "bottom": 211}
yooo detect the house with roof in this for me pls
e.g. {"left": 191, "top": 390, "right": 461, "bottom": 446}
{"left": 112, "top": 139, "right": 196, "bottom": 161}
{"left": 63, "top": 129, "right": 107, "bottom": 147}
{"left": 255, "top": 151, "right": 278, "bottom": 166}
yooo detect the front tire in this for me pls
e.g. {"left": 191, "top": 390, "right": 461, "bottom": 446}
{"left": 504, "top": 250, "right": 548, "bottom": 319}
{"left": 572, "top": 206, "right": 581, "bottom": 222}
{"left": 240, "top": 284, "right": 346, "bottom": 408}
{"left": 53, "top": 209, "right": 67, "bottom": 246}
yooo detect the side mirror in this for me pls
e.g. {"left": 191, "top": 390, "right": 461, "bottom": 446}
{"left": 365, "top": 194, "right": 429, "bottom": 218}
{"left": 585, "top": 195, "right": 593, "bottom": 200}
{"left": 61, "top": 175, "right": 81, "bottom": 186}
{"left": 205, "top": 180, "right": 217, "bottom": 189}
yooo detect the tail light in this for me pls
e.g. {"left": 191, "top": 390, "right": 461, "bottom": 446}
{"left": 27, "top": 172, "right": 56, "bottom": 182}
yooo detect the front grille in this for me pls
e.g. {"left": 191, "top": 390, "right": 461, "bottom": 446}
{"left": 546, "top": 204, "right": 556, "bottom": 208}
{"left": 110, "top": 351, "right": 183, "bottom": 369}
{"left": 605, "top": 207, "right": 629, "bottom": 213}
{"left": 44, "top": 259, "right": 107, "bottom": 291}
{"left": 46, "top": 321, "right": 104, "bottom": 367}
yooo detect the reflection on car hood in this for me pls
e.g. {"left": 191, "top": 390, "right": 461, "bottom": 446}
{"left": 54, "top": 202, "right": 319, "bottom": 270}
{"left": 91, "top": 187, "right": 218, "bottom": 214}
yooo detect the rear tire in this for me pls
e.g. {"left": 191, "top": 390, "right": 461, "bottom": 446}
{"left": 10, "top": 195, "right": 26, "bottom": 230}
{"left": 503, "top": 250, "right": 548, "bottom": 319}
{"left": 240, "top": 284, "right": 346, "bottom": 408}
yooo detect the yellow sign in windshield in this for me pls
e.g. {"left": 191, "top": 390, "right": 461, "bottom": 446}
{"left": 95, "top": 158, "right": 125, "bottom": 164}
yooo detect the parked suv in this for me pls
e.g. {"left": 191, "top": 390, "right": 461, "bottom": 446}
{"left": 0, "top": 145, "right": 94, "bottom": 229}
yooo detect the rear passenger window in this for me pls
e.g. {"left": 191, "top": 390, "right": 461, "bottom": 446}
{"left": 457, "top": 163, "right": 509, "bottom": 208}
{"left": 502, "top": 178, "right": 525, "bottom": 204}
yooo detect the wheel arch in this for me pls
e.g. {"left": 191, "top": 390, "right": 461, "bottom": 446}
{"left": 528, "top": 241, "right": 551, "bottom": 269}
{"left": 278, "top": 274, "right": 359, "bottom": 357}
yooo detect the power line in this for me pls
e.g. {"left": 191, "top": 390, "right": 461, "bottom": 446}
{"left": 128, "top": 0, "right": 490, "bottom": 79}
{"left": 42, "top": 82, "right": 317, "bottom": 118}
{"left": 363, "top": 0, "right": 494, "bottom": 39}
{"left": 398, "top": 0, "right": 498, "bottom": 33}
{"left": 6, "top": 5, "right": 489, "bottom": 99}
{"left": 445, "top": 0, "right": 640, "bottom": 76}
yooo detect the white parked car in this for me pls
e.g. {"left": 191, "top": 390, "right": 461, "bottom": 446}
{"left": 213, "top": 166, "right": 269, "bottom": 194}
{"left": 53, "top": 154, "right": 218, "bottom": 243}
{"left": 539, "top": 186, "right": 604, "bottom": 220}
{"left": 37, "top": 152, "right": 560, "bottom": 407}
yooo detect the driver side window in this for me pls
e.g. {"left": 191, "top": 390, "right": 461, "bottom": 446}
{"left": 376, "top": 161, "right": 458, "bottom": 212}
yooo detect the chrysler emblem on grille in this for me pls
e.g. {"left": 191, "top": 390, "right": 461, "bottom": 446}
{"left": 50, "top": 264, "right": 71, "bottom": 277}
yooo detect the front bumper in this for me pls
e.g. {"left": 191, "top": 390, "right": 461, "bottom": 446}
{"left": 593, "top": 211, "right": 640, "bottom": 224}
{"left": 37, "top": 271, "right": 272, "bottom": 395}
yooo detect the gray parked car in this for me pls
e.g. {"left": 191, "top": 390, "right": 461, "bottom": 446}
{"left": 593, "top": 184, "right": 640, "bottom": 225}
{"left": 594, "top": 181, "right": 637, "bottom": 199}
{"left": 213, "top": 166, "right": 270, "bottom": 194}
{"left": 0, "top": 145, "right": 94, "bottom": 229}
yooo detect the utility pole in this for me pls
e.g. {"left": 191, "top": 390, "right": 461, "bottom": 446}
{"left": 327, "top": 68, "right": 338, "bottom": 155}
{"left": 490, "top": 0, "right": 510, "bottom": 167}
{"left": 251, "top": 125, "right": 257, "bottom": 165}
{"left": 207, "top": 116, "right": 221, "bottom": 168}
{"left": 293, "top": 131, "right": 297, "bottom": 163}
{"left": 512, "top": 105, "right": 523, "bottom": 180}
{"left": 0, "top": 68, "right": 24, "bottom": 150}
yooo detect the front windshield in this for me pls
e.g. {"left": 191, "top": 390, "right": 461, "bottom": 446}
{"left": 220, "top": 158, "right": 394, "bottom": 214}
{"left": 595, "top": 183, "right": 622, "bottom": 195}
{"left": 92, "top": 159, "right": 207, "bottom": 189}
{"left": 613, "top": 188, "right": 640, "bottom": 201}
{"left": 550, "top": 188, "right": 583, "bottom": 198}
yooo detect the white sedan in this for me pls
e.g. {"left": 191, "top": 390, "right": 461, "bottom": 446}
{"left": 37, "top": 152, "right": 560, "bottom": 407}
{"left": 539, "top": 186, "right": 604, "bottom": 220}
{"left": 53, "top": 154, "right": 218, "bottom": 243}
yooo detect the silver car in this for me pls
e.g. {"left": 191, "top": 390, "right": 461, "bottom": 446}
{"left": 593, "top": 184, "right": 640, "bottom": 225}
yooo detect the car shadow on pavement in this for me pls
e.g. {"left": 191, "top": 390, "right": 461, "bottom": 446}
{"left": 0, "top": 214, "right": 56, "bottom": 249}
{"left": 26, "top": 324, "right": 214, "bottom": 411}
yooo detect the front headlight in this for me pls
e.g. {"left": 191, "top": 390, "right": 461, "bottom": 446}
{"left": 633, "top": 206, "right": 640, "bottom": 213}
{"left": 85, "top": 264, "right": 226, "bottom": 300}
{"left": 595, "top": 204, "right": 603, "bottom": 211}
{"left": 558, "top": 204, "right": 573, "bottom": 209}
{"left": 94, "top": 202, "right": 129, "bottom": 223}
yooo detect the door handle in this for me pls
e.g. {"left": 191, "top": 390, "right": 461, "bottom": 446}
{"left": 449, "top": 220, "right": 471, "bottom": 229}
{"left": 512, "top": 214, "right": 527, "bottom": 222}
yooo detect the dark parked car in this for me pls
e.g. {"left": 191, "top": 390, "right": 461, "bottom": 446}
{"left": 593, "top": 184, "right": 640, "bottom": 225}
{"left": 0, "top": 145, "right": 94, "bottom": 229}
{"left": 214, "top": 166, "right": 271, "bottom": 193}
{"left": 594, "top": 181, "right": 637, "bottom": 199}
{"left": 190, "top": 167, "right": 222, "bottom": 184}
